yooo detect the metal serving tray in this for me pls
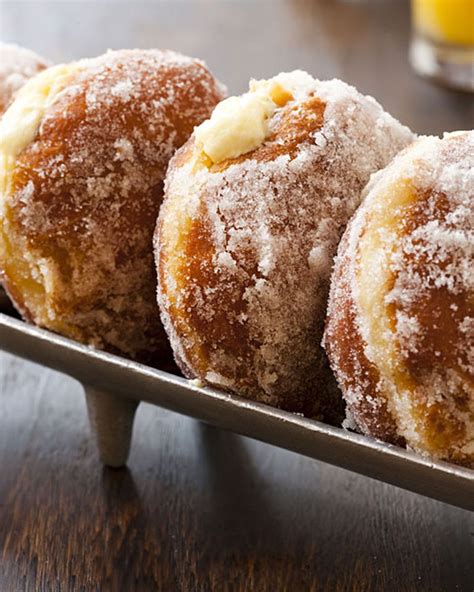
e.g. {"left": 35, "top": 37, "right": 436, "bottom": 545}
{"left": 0, "top": 309, "right": 472, "bottom": 511}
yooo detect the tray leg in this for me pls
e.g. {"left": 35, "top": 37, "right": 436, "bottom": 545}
{"left": 84, "top": 386, "right": 138, "bottom": 468}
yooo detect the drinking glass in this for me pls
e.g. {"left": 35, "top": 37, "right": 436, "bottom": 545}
{"left": 410, "top": 0, "right": 474, "bottom": 92}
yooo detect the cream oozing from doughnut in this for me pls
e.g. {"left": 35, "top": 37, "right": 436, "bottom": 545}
{"left": 157, "top": 72, "right": 415, "bottom": 417}
{"left": 0, "top": 64, "right": 80, "bottom": 194}
{"left": 194, "top": 71, "right": 312, "bottom": 164}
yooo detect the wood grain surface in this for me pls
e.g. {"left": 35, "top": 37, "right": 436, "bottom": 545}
{"left": 0, "top": 1, "right": 473, "bottom": 591}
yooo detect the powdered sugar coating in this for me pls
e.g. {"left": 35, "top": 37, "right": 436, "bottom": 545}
{"left": 0, "top": 42, "right": 50, "bottom": 114}
{"left": 324, "top": 131, "right": 474, "bottom": 466}
{"left": 0, "top": 49, "right": 225, "bottom": 363}
{"left": 157, "top": 74, "right": 414, "bottom": 418}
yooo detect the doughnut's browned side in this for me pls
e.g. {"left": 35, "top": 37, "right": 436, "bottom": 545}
{"left": 324, "top": 132, "right": 474, "bottom": 467}
{"left": 0, "top": 50, "right": 225, "bottom": 364}
{"left": 156, "top": 76, "right": 415, "bottom": 420}
{"left": 322, "top": 230, "right": 405, "bottom": 445}
{"left": 158, "top": 99, "right": 342, "bottom": 419}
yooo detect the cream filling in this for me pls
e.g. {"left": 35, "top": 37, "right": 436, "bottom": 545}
{"left": 0, "top": 62, "right": 79, "bottom": 328}
{"left": 194, "top": 70, "right": 316, "bottom": 165}
{"left": 0, "top": 63, "right": 79, "bottom": 196}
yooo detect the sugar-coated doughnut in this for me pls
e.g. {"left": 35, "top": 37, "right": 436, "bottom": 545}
{"left": 0, "top": 49, "right": 225, "bottom": 363}
{"left": 156, "top": 71, "right": 414, "bottom": 419}
{"left": 323, "top": 131, "right": 473, "bottom": 466}
{"left": 0, "top": 42, "right": 50, "bottom": 115}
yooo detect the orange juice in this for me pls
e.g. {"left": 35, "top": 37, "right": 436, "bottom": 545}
{"left": 412, "top": 0, "right": 474, "bottom": 46}
{"left": 410, "top": 0, "right": 474, "bottom": 91}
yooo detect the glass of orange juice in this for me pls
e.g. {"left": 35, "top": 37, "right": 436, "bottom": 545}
{"left": 410, "top": 0, "right": 474, "bottom": 92}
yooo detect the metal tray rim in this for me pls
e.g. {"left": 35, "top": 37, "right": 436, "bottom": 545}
{"left": 0, "top": 312, "right": 472, "bottom": 511}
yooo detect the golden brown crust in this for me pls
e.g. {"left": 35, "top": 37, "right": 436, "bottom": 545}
{"left": 324, "top": 132, "right": 474, "bottom": 467}
{"left": 157, "top": 183, "right": 342, "bottom": 420}
{"left": 0, "top": 49, "right": 225, "bottom": 364}
{"left": 157, "top": 76, "right": 414, "bottom": 418}
{"left": 323, "top": 231, "right": 405, "bottom": 444}
{"left": 397, "top": 191, "right": 471, "bottom": 381}
{"left": 391, "top": 189, "right": 472, "bottom": 462}
{"left": 158, "top": 197, "right": 254, "bottom": 377}
{"left": 159, "top": 96, "right": 327, "bottom": 381}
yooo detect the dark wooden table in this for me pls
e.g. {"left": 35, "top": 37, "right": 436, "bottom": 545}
{"left": 0, "top": 1, "right": 473, "bottom": 590}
